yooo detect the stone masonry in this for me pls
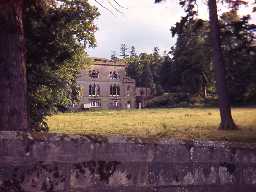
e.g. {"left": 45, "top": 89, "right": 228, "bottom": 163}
{"left": 0, "top": 131, "right": 256, "bottom": 192}
{"left": 76, "top": 58, "right": 136, "bottom": 110}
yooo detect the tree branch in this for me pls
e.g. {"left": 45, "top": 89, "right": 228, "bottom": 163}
{"left": 112, "top": 0, "right": 127, "bottom": 9}
{"left": 108, "top": 0, "right": 124, "bottom": 14}
{"left": 94, "top": 0, "right": 115, "bottom": 16}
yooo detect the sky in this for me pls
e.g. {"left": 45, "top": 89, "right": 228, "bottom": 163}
{"left": 87, "top": 0, "right": 255, "bottom": 59}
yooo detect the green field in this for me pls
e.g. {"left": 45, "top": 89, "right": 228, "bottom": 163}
{"left": 47, "top": 108, "right": 256, "bottom": 142}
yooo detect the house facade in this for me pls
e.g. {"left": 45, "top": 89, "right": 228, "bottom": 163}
{"left": 76, "top": 58, "right": 136, "bottom": 109}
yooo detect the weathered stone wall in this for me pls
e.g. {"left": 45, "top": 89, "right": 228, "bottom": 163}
{"left": 0, "top": 131, "right": 256, "bottom": 192}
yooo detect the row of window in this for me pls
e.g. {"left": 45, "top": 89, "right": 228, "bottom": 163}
{"left": 88, "top": 84, "right": 121, "bottom": 96}
{"left": 90, "top": 100, "right": 101, "bottom": 107}
{"left": 89, "top": 100, "right": 122, "bottom": 108}
{"left": 88, "top": 70, "right": 120, "bottom": 80}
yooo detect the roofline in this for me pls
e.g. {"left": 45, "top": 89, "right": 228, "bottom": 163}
{"left": 91, "top": 57, "right": 126, "bottom": 66}
{"left": 93, "top": 63, "right": 126, "bottom": 67}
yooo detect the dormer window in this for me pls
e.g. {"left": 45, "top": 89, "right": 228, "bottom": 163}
{"left": 109, "top": 71, "right": 119, "bottom": 79}
{"left": 89, "top": 70, "right": 99, "bottom": 79}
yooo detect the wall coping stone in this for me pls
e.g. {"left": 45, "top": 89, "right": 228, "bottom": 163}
{"left": 0, "top": 131, "right": 256, "bottom": 149}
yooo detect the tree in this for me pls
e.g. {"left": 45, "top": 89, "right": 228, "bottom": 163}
{"left": 0, "top": 0, "right": 28, "bottom": 131}
{"left": 159, "top": 56, "right": 174, "bottom": 91}
{"left": 24, "top": 0, "right": 99, "bottom": 131}
{"left": 155, "top": 0, "right": 249, "bottom": 130}
{"left": 130, "top": 46, "right": 137, "bottom": 57}
{"left": 151, "top": 47, "right": 163, "bottom": 95}
{"left": 126, "top": 51, "right": 162, "bottom": 94}
{"left": 168, "top": 10, "right": 256, "bottom": 103}
{"left": 170, "top": 19, "right": 212, "bottom": 96}
{"left": 153, "top": 47, "right": 160, "bottom": 59}
{"left": 111, "top": 51, "right": 118, "bottom": 60}
{"left": 141, "top": 60, "right": 155, "bottom": 89}
{"left": 220, "top": 11, "right": 256, "bottom": 103}
{"left": 208, "top": 0, "right": 237, "bottom": 130}
{"left": 0, "top": 0, "right": 99, "bottom": 131}
{"left": 126, "top": 54, "right": 144, "bottom": 86}
{"left": 120, "top": 43, "right": 129, "bottom": 58}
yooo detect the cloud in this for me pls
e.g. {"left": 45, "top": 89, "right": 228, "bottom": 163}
{"left": 88, "top": 0, "right": 256, "bottom": 58}
{"left": 88, "top": 0, "right": 184, "bottom": 58}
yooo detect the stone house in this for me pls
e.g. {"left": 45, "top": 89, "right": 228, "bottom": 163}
{"left": 76, "top": 58, "right": 136, "bottom": 109}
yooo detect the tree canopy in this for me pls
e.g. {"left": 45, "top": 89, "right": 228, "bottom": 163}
{"left": 24, "top": 0, "right": 99, "bottom": 131}
{"left": 155, "top": 0, "right": 255, "bottom": 130}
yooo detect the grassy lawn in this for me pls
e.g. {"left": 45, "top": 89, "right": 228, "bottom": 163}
{"left": 47, "top": 108, "right": 256, "bottom": 142}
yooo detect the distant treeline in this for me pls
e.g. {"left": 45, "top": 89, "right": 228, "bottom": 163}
{"left": 113, "top": 12, "right": 256, "bottom": 107}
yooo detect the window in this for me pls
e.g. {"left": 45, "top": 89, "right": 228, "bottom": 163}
{"left": 90, "top": 100, "right": 101, "bottom": 107}
{"left": 110, "top": 84, "right": 120, "bottom": 96}
{"left": 89, "top": 84, "right": 100, "bottom": 96}
{"left": 89, "top": 70, "right": 99, "bottom": 79}
{"left": 109, "top": 71, "right": 119, "bottom": 79}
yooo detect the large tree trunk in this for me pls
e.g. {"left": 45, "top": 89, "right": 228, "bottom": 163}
{"left": 208, "top": 0, "right": 237, "bottom": 130}
{"left": 0, "top": 0, "right": 28, "bottom": 131}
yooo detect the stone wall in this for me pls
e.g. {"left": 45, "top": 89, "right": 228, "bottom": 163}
{"left": 0, "top": 131, "right": 256, "bottom": 192}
